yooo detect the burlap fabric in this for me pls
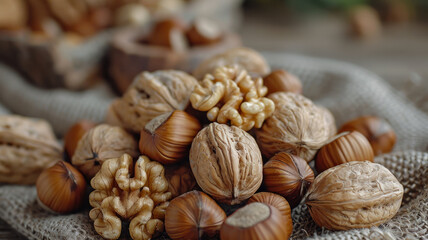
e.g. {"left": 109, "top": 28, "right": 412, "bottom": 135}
{"left": 0, "top": 52, "right": 427, "bottom": 239}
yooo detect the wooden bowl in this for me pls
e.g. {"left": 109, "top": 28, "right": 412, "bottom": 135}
{"left": 109, "top": 27, "right": 241, "bottom": 94}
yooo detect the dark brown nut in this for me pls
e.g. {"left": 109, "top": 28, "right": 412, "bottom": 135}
{"left": 315, "top": 131, "right": 374, "bottom": 173}
{"left": 263, "top": 153, "right": 314, "bottom": 208}
{"left": 339, "top": 116, "right": 396, "bottom": 155}
{"left": 263, "top": 70, "right": 302, "bottom": 95}
{"left": 186, "top": 18, "right": 222, "bottom": 46}
{"left": 147, "top": 18, "right": 188, "bottom": 52}
{"left": 165, "top": 191, "right": 226, "bottom": 240}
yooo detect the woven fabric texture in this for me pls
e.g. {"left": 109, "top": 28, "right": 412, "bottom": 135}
{"left": 0, "top": 52, "right": 427, "bottom": 239}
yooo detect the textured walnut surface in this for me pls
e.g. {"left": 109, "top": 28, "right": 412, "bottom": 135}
{"left": 190, "top": 66, "right": 275, "bottom": 131}
{"left": 0, "top": 115, "right": 62, "bottom": 184}
{"left": 192, "top": 47, "right": 270, "bottom": 80}
{"left": 72, "top": 124, "right": 138, "bottom": 179}
{"left": 305, "top": 161, "right": 404, "bottom": 230}
{"left": 256, "top": 92, "right": 335, "bottom": 161}
{"left": 89, "top": 154, "right": 172, "bottom": 240}
{"left": 189, "top": 123, "right": 263, "bottom": 205}
{"left": 107, "top": 70, "right": 198, "bottom": 133}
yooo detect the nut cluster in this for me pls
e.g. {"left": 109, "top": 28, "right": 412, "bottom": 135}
{"left": 89, "top": 154, "right": 172, "bottom": 240}
{"left": 190, "top": 66, "right": 275, "bottom": 131}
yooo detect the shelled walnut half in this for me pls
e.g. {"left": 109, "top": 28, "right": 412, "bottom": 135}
{"left": 190, "top": 66, "right": 275, "bottom": 131}
{"left": 89, "top": 154, "right": 172, "bottom": 240}
{"left": 107, "top": 70, "right": 198, "bottom": 133}
{"left": 0, "top": 115, "right": 62, "bottom": 184}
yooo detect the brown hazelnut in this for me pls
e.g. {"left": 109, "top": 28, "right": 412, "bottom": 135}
{"left": 220, "top": 202, "right": 291, "bottom": 240}
{"left": 263, "top": 70, "right": 302, "bottom": 95}
{"left": 316, "top": 131, "right": 374, "bottom": 173}
{"left": 339, "top": 116, "right": 396, "bottom": 155}
{"left": 165, "top": 191, "right": 226, "bottom": 240}
{"left": 186, "top": 18, "right": 222, "bottom": 46}
{"left": 247, "top": 192, "right": 293, "bottom": 227}
{"left": 64, "top": 120, "right": 96, "bottom": 158}
{"left": 36, "top": 161, "right": 86, "bottom": 214}
{"left": 139, "top": 110, "right": 201, "bottom": 165}
{"left": 147, "top": 18, "right": 188, "bottom": 51}
{"left": 263, "top": 153, "right": 314, "bottom": 208}
{"left": 349, "top": 5, "right": 382, "bottom": 39}
{"left": 189, "top": 123, "right": 263, "bottom": 205}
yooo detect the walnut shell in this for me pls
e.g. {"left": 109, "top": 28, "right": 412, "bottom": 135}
{"left": 71, "top": 124, "right": 138, "bottom": 179}
{"left": 305, "top": 161, "right": 404, "bottom": 230}
{"left": 107, "top": 70, "right": 198, "bottom": 133}
{"left": 189, "top": 123, "right": 263, "bottom": 205}
{"left": 255, "top": 92, "right": 335, "bottom": 161}
{"left": 89, "top": 153, "right": 172, "bottom": 240}
{"left": 192, "top": 47, "right": 270, "bottom": 80}
{"left": 0, "top": 115, "right": 62, "bottom": 184}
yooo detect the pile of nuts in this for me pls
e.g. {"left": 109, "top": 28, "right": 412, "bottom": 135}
{"left": 0, "top": 47, "right": 402, "bottom": 240}
{"left": 0, "top": 0, "right": 187, "bottom": 39}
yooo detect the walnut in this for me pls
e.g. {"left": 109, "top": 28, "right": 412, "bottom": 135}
{"left": 190, "top": 66, "right": 275, "bottom": 131}
{"left": 89, "top": 154, "right": 172, "bottom": 240}
{"left": 107, "top": 70, "right": 198, "bottom": 133}
{"left": 256, "top": 92, "right": 335, "bottom": 161}
{"left": 72, "top": 124, "right": 138, "bottom": 179}
{"left": 0, "top": 115, "right": 62, "bottom": 184}
{"left": 305, "top": 161, "right": 404, "bottom": 230}
{"left": 189, "top": 123, "right": 263, "bottom": 205}
{"left": 164, "top": 162, "right": 196, "bottom": 198}
{"left": 192, "top": 47, "right": 271, "bottom": 80}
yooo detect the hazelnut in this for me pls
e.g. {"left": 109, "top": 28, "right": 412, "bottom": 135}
{"left": 147, "top": 18, "right": 188, "bottom": 52}
{"left": 247, "top": 192, "right": 293, "bottom": 228}
{"left": 263, "top": 70, "right": 302, "bottom": 95}
{"left": 316, "top": 131, "right": 374, "bottom": 173}
{"left": 139, "top": 110, "right": 201, "bottom": 165}
{"left": 0, "top": 0, "right": 27, "bottom": 30}
{"left": 186, "top": 18, "right": 222, "bottom": 46}
{"left": 349, "top": 5, "right": 382, "bottom": 39}
{"left": 263, "top": 153, "right": 314, "bottom": 208}
{"left": 189, "top": 123, "right": 263, "bottom": 205}
{"left": 339, "top": 116, "right": 396, "bottom": 155}
{"left": 36, "top": 161, "right": 86, "bottom": 214}
{"left": 306, "top": 161, "right": 404, "bottom": 230}
{"left": 220, "top": 202, "right": 291, "bottom": 240}
{"left": 256, "top": 92, "right": 335, "bottom": 161}
{"left": 165, "top": 191, "right": 226, "bottom": 240}
{"left": 64, "top": 120, "right": 96, "bottom": 158}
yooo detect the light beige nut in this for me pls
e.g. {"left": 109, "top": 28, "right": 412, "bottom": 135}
{"left": 192, "top": 47, "right": 270, "bottom": 80}
{"left": 45, "top": 0, "right": 88, "bottom": 27}
{"left": 0, "top": 115, "right": 62, "bottom": 184}
{"left": 189, "top": 123, "right": 263, "bottom": 205}
{"left": 255, "top": 92, "right": 335, "bottom": 161}
{"left": 89, "top": 153, "right": 172, "bottom": 240}
{"left": 72, "top": 124, "right": 139, "bottom": 179}
{"left": 190, "top": 66, "right": 275, "bottom": 131}
{"left": 107, "top": 70, "right": 198, "bottom": 133}
{"left": 305, "top": 161, "right": 404, "bottom": 230}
